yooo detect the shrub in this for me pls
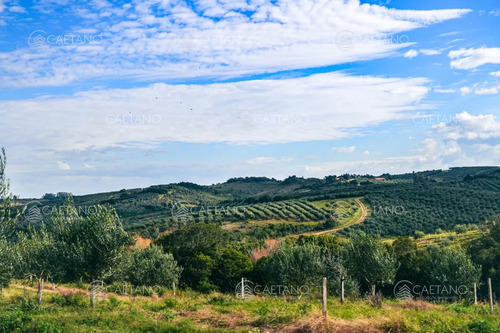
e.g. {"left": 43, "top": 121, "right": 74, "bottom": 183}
{"left": 108, "top": 296, "right": 120, "bottom": 310}
{"left": 414, "top": 231, "right": 425, "bottom": 239}
{"left": 0, "top": 311, "right": 32, "bottom": 332}
{"left": 467, "top": 319, "right": 496, "bottom": 333}
{"left": 163, "top": 297, "right": 178, "bottom": 309}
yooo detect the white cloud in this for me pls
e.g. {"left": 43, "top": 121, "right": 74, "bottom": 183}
{"left": 448, "top": 47, "right": 500, "bottom": 69}
{"left": 489, "top": 10, "right": 500, "bottom": 16}
{"left": 362, "top": 150, "right": 370, "bottom": 155}
{"left": 9, "top": 5, "right": 25, "bottom": 13}
{"left": 0, "top": 72, "right": 430, "bottom": 151}
{"left": 460, "top": 87, "right": 471, "bottom": 95}
{"left": 305, "top": 112, "right": 500, "bottom": 178}
{"left": 332, "top": 146, "right": 356, "bottom": 153}
{"left": 438, "top": 31, "right": 460, "bottom": 37}
{"left": 475, "top": 87, "right": 499, "bottom": 95}
{"left": 490, "top": 71, "right": 500, "bottom": 77}
{"left": 57, "top": 161, "right": 71, "bottom": 170}
{"left": 0, "top": 1, "right": 471, "bottom": 87}
{"left": 433, "top": 111, "right": 500, "bottom": 140}
{"left": 404, "top": 49, "right": 419, "bottom": 58}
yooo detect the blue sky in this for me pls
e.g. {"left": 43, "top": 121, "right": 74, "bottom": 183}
{"left": 0, "top": 0, "right": 499, "bottom": 198}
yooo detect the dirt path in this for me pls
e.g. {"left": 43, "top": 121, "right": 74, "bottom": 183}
{"left": 299, "top": 197, "right": 368, "bottom": 237}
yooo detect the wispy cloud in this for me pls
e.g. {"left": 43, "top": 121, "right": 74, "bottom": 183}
{"left": 332, "top": 146, "right": 356, "bottom": 153}
{"left": 57, "top": 161, "right": 71, "bottom": 170}
{"left": 449, "top": 47, "right": 500, "bottom": 69}
{"left": 0, "top": 1, "right": 471, "bottom": 88}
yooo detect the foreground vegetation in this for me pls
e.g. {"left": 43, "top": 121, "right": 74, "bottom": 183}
{"left": 1, "top": 148, "right": 500, "bottom": 332}
{"left": 1, "top": 283, "right": 499, "bottom": 333}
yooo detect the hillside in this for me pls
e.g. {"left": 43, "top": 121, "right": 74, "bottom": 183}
{"left": 15, "top": 166, "right": 500, "bottom": 239}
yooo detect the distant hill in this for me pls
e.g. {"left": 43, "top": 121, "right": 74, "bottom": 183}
{"left": 15, "top": 166, "right": 500, "bottom": 239}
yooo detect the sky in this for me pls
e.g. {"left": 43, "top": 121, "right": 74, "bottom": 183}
{"left": 0, "top": 0, "right": 499, "bottom": 198}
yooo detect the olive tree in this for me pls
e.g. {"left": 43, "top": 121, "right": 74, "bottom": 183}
{"left": 16, "top": 227, "right": 60, "bottom": 305}
{"left": 127, "top": 244, "right": 182, "bottom": 287}
{"left": 344, "top": 232, "right": 398, "bottom": 295}
{"left": 0, "top": 148, "right": 16, "bottom": 294}
{"left": 429, "top": 247, "right": 481, "bottom": 298}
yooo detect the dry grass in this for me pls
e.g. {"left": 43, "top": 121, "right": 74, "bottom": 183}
{"left": 250, "top": 238, "right": 279, "bottom": 262}
{"left": 281, "top": 314, "right": 384, "bottom": 333}
{"left": 395, "top": 299, "right": 439, "bottom": 310}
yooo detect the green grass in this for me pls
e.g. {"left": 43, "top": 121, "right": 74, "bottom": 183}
{"left": 383, "top": 230, "right": 482, "bottom": 249}
{"left": 1, "top": 283, "right": 499, "bottom": 333}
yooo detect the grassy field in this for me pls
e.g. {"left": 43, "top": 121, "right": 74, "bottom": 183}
{"left": 383, "top": 230, "right": 482, "bottom": 249}
{"left": 311, "top": 198, "right": 367, "bottom": 227}
{"left": 1, "top": 283, "right": 499, "bottom": 333}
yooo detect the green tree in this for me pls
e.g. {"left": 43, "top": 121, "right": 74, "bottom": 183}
{"left": 0, "top": 239, "right": 13, "bottom": 295}
{"left": 212, "top": 248, "right": 253, "bottom": 292}
{"left": 127, "top": 245, "right": 182, "bottom": 287}
{"left": 258, "top": 243, "right": 324, "bottom": 287}
{"left": 468, "top": 216, "right": 500, "bottom": 294}
{"left": 0, "top": 148, "right": 16, "bottom": 238}
{"left": 428, "top": 247, "right": 481, "bottom": 298}
{"left": 183, "top": 253, "right": 216, "bottom": 292}
{"left": 16, "top": 227, "right": 60, "bottom": 305}
{"left": 0, "top": 148, "right": 16, "bottom": 294}
{"left": 344, "top": 232, "right": 398, "bottom": 295}
{"left": 48, "top": 201, "right": 133, "bottom": 282}
{"left": 156, "top": 223, "right": 229, "bottom": 290}
{"left": 392, "top": 237, "right": 430, "bottom": 286}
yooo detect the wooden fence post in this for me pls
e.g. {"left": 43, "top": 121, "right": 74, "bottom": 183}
{"left": 173, "top": 282, "right": 176, "bottom": 297}
{"left": 322, "top": 277, "right": 327, "bottom": 317}
{"left": 241, "top": 278, "right": 245, "bottom": 298}
{"left": 473, "top": 283, "right": 477, "bottom": 305}
{"left": 488, "top": 278, "right": 494, "bottom": 315}
{"left": 341, "top": 276, "right": 345, "bottom": 305}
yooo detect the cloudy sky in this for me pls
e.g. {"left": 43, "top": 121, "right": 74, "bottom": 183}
{"left": 0, "top": 0, "right": 499, "bottom": 198}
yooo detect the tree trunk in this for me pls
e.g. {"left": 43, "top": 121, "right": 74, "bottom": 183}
{"left": 371, "top": 284, "right": 376, "bottom": 296}
{"left": 37, "top": 278, "right": 44, "bottom": 306}
{"left": 0, "top": 285, "right": 3, "bottom": 296}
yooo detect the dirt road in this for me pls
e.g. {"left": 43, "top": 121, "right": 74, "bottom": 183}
{"left": 299, "top": 197, "right": 367, "bottom": 236}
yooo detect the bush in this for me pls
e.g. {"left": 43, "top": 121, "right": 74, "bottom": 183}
{"left": 108, "top": 296, "right": 120, "bottom": 310}
{"left": 0, "top": 311, "right": 32, "bottom": 332}
{"left": 35, "top": 321, "right": 63, "bottom": 333}
{"left": 467, "top": 319, "right": 496, "bottom": 333}
{"left": 126, "top": 245, "right": 182, "bottom": 287}
{"left": 163, "top": 297, "right": 178, "bottom": 309}
{"left": 414, "top": 231, "right": 425, "bottom": 239}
